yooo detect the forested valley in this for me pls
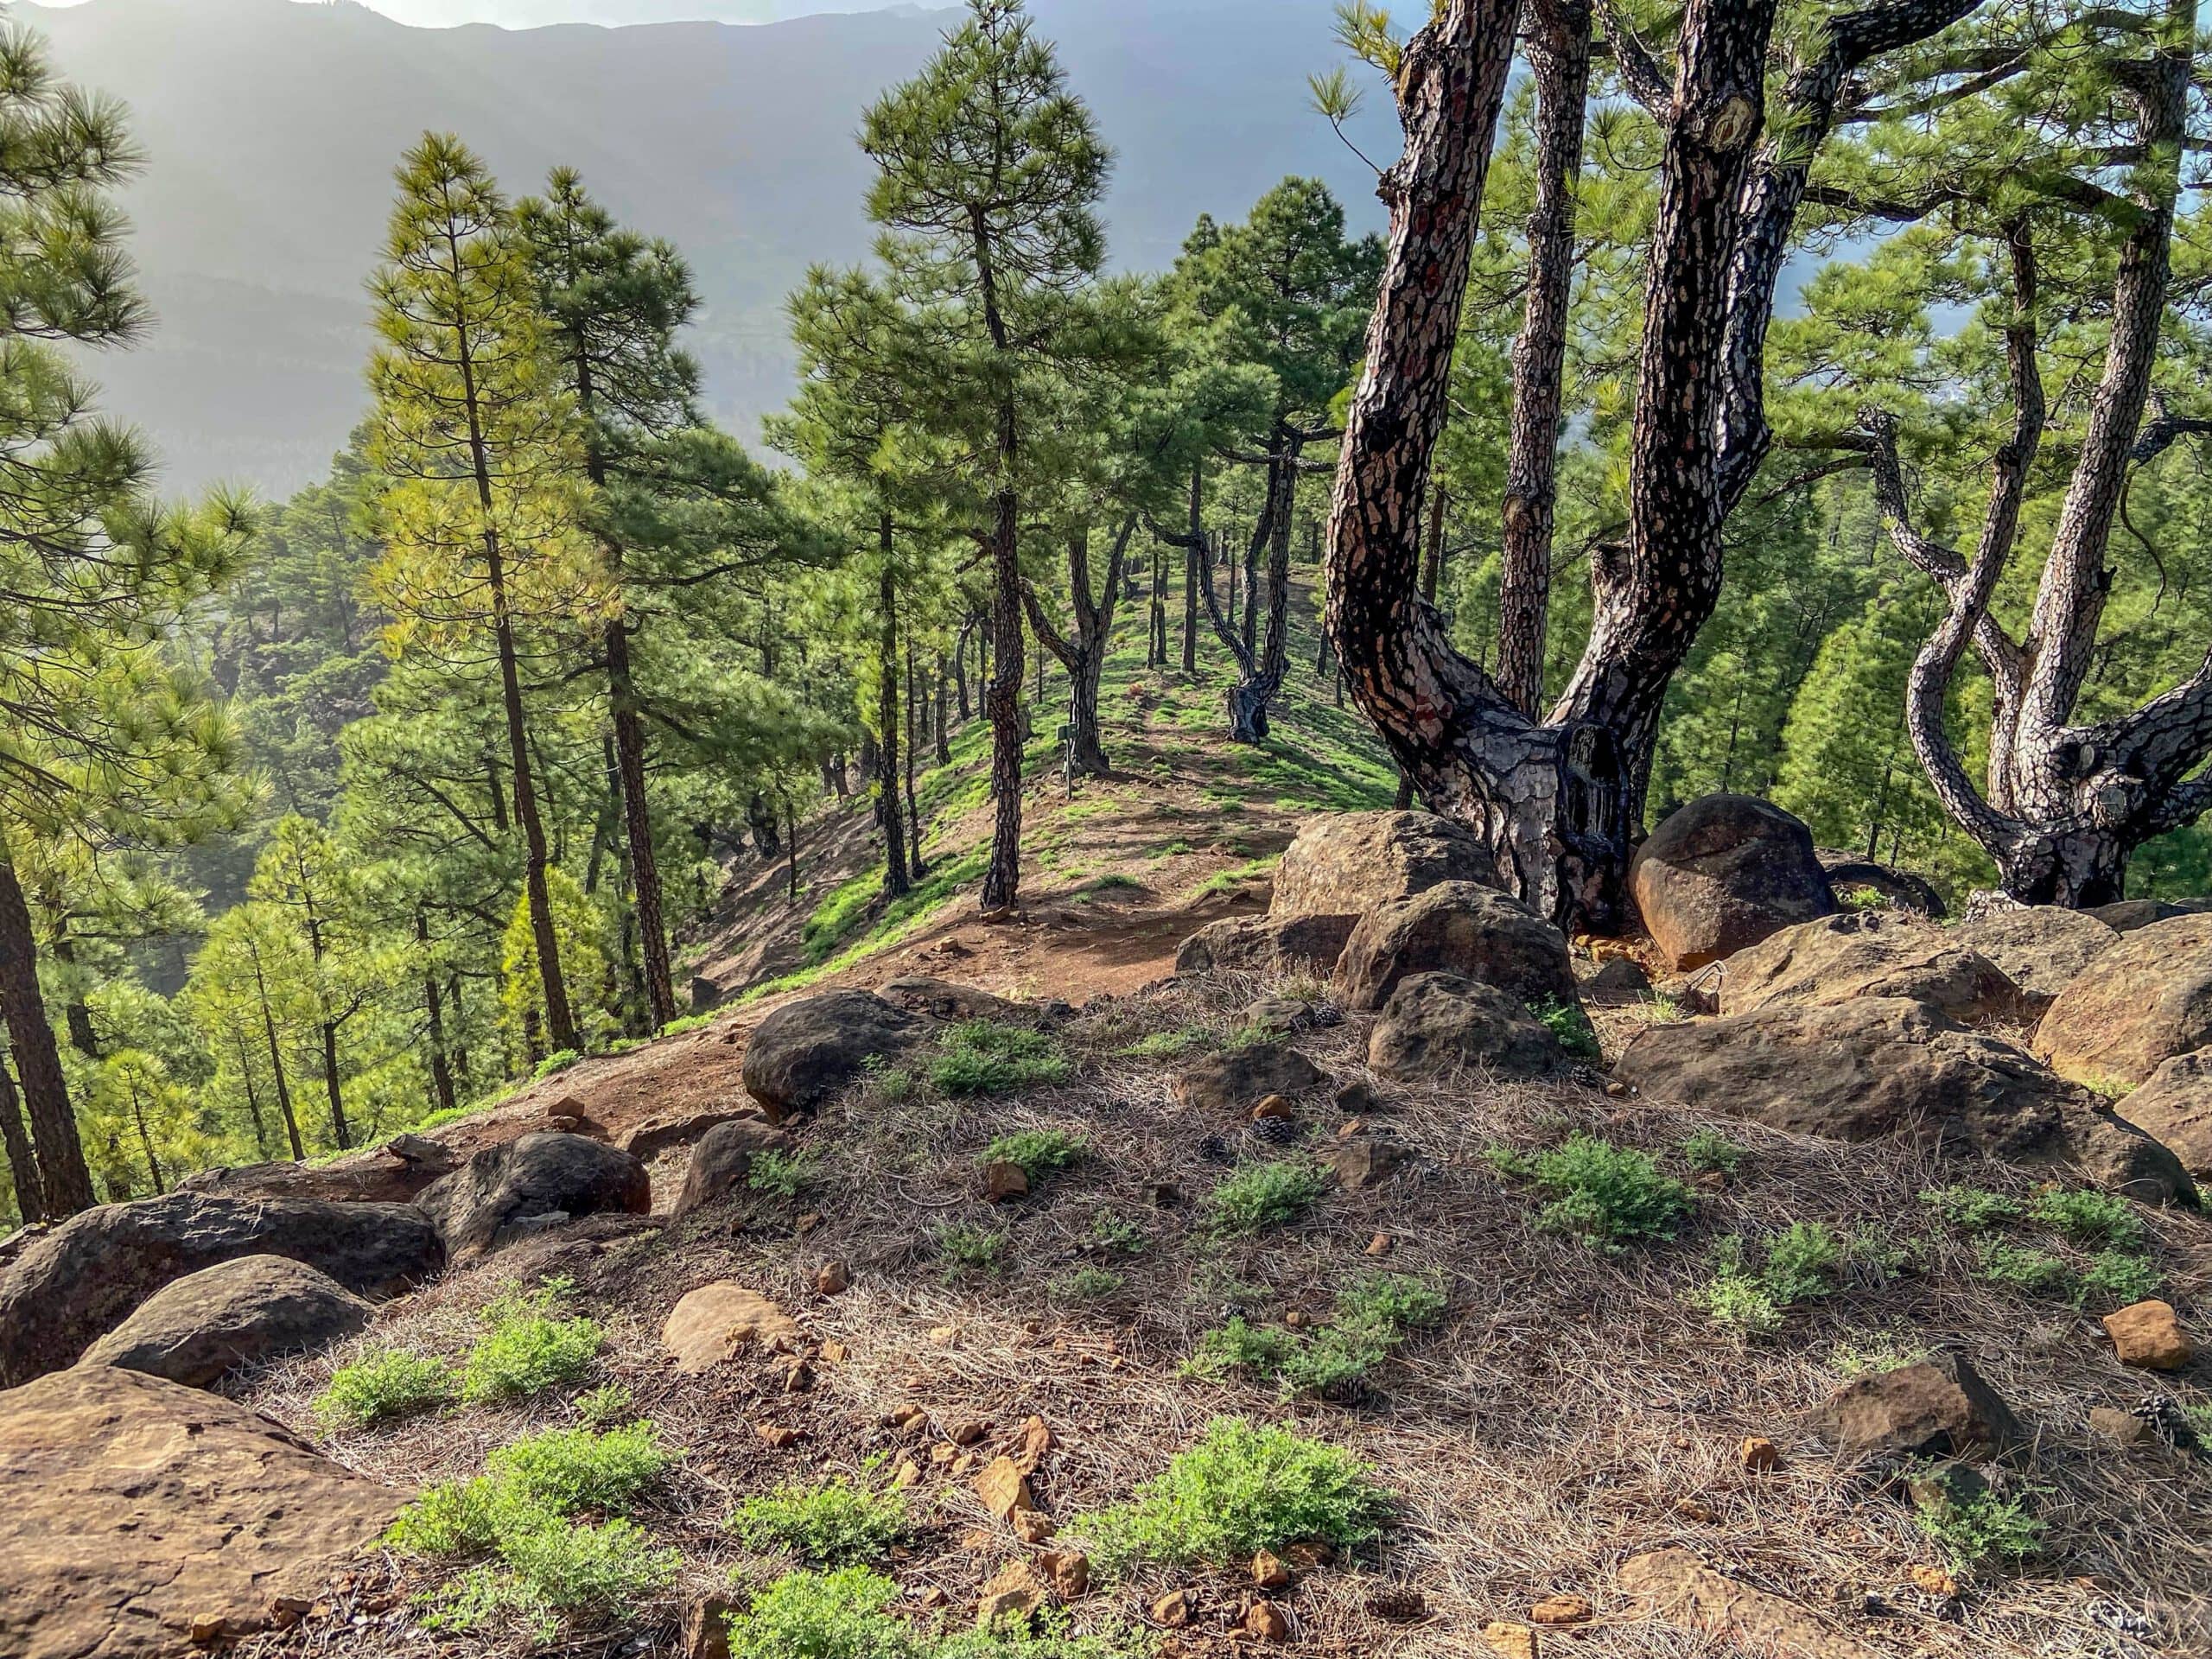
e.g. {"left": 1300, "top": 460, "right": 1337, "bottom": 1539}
{"left": 3, "top": 0, "right": 2209, "bottom": 1230}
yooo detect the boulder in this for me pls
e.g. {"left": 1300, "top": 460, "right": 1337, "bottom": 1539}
{"left": 1268, "top": 810, "right": 1496, "bottom": 920}
{"left": 1173, "top": 1041, "right": 1324, "bottom": 1116}
{"left": 1332, "top": 881, "right": 1578, "bottom": 1014}
{"left": 672, "top": 1118, "right": 798, "bottom": 1217}
{"left": 1713, "top": 910, "right": 2020, "bottom": 1025}
{"left": 741, "top": 989, "right": 926, "bottom": 1116}
{"left": 2088, "top": 897, "right": 2212, "bottom": 933}
{"left": 2102, "top": 1300, "right": 2194, "bottom": 1370}
{"left": 0, "top": 1192, "right": 441, "bottom": 1387}
{"left": 620, "top": 1106, "right": 767, "bottom": 1163}
{"left": 1629, "top": 795, "right": 1835, "bottom": 971}
{"left": 1816, "top": 851, "right": 1947, "bottom": 918}
{"left": 415, "top": 1132, "right": 652, "bottom": 1262}
{"left": 175, "top": 1133, "right": 456, "bottom": 1206}
{"left": 76, "top": 1255, "right": 369, "bottom": 1389}
{"left": 1813, "top": 1351, "right": 2024, "bottom": 1464}
{"left": 1321, "top": 1136, "right": 1414, "bottom": 1189}
{"left": 1174, "top": 912, "right": 1357, "bottom": 977}
{"left": 1618, "top": 1548, "right": 1881, "bottom": 1659}
{"left": 878, "top": 975, "right": 1034, "bottom": 1026}
{"left": 2108, "top": 1049, "right": 2212, "bottom": 1176}
{"left": 1613, "top": 998, "right": 2068, "bottom": 1158}
{"left": 2036, "top": 913, "right": 2212, "bottom": 1087}
{"left": 1583, "top": 956, "right": 1652, "bottom": 1001}
{"left": 1367, "top": 972, "right": 1567, "bottom": 1083}
{"left": 2050, "top": 1103, "right": 2197, "bottom": 1206}
{"left": 0, "top": 1364, "right": 405, "bottom": 1658}
{"left": 662, "top": 1282, "right": 800, "bottom": 1374}
{"left": 1952, "top": 905, "right": 2118, "bottom": 1012}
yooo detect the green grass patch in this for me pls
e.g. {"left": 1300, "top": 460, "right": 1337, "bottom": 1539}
{"left": 1187, "top": 1274, "right": 1446, "bottom": 1398}
{"left": 1526, "top": 995, "right": 1599, "bottom": 1059}
{"left": 461, "top": 1283, "right": 604, "bottom": 1405}
{"left": 1074, "top": 1417, "right": 1389, "bottom": 1573}
{"left": 1119, "top": 1027, "right": 1212, "bottom": 1059}
{"left": 313, "top": 1348, "right": 454, "bottom": 1432}
{"left": 982, "top": 1128, "right": 1086, "bottom": 1181}
{"left": 729, "top": 1472, "right": 910, "bottom": 1566}
{"left": 1203, "top": 1160, "right": 1328, "bottom": 1236}
{"left": 1485, "top": 1134, "right": 1694, "bottom": 1252}
{"left": 931, "top": 1020, "right": 1071, "bottom": 1096}
{"left": 937, "top": 1222, "right": 1011, "bottom": 1278}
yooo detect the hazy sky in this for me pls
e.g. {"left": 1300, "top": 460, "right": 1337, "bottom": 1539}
{"left": 41, "top": 1, "right": 917, "bottom": 22}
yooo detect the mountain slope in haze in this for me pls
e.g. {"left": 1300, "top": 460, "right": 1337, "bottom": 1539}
{"left": 22, "top": 0, "right": 1399, "bottom": 494}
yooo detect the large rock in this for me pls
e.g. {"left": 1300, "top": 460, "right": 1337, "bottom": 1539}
{"left": 878, "top": 976, "right": 1035, "bottom": 1026}
{"left": 1367, "top": 972, "right": 1567, "bottom": 1083}
{"left": 1613, "top": 998, "right": 2069, "bottom": 1158}
{"left": 0, "top": 1363, "right": 406, "bottom": 1658}
{"left": 2088, "top": 897, "right": 2212, "bottom": 933}
{"left": 1629, "top": 795, "right": 1835, "bottom": 971}
{"left": 1813, "top": 1351, "right": 2024, "bottom": 1464}
{"left": 1268, "top": 810, "right": 1496, "bottom": 920}
{"left": 1618, "top": 1548, "right": 1880, "bottom": 1659}
{"left": 0, "top": 1192, "right": 441, "bottom": 1388}
{"left": 1332, "top": 881, "right": 1577, "bottom": 1014}
{"left": 620, "top": 1107, "right": 767, "bottom": 1163}
{"left": 76, "top": 1255, "right": 369, "bottom": 1390}
{"left": 2036, "top": 912, "right": 2212, "bottom": 1087}
{"left": 1172, "top": 1041, "right": 1325, "bottom": 1115}
{"left": 1952, "top": 905, "right": 2118, "bottom": 1012}
{"left": 2053, "top": 1103, "right": 2197, "bottom": 1206}
{"left": 1713, "top": 910, "right": 2020, "bottom": 1026}
{"left": 416, "top": 1131, "right": 651, "bottom": 1262}
{"left": 662, "top": 1281, "right": 801, "bottom": 1374}
{"left": 741, "top": 988, "right": 926, "bottom": 1116}
{"left": 1174, "top": 912, "right": 1357, "bottom": 977}
{"left": 1817, "top": 851, "right": 1946, "bottom": 918}
{"left": 2110, "top": 1049, "right": 2212, "bottom": 1177}
{"left": 672, "top": 1117, "right": 798, "bottom": 1218}
{"left": 175, "top": 1133, "right": 456, "bottom": 1206}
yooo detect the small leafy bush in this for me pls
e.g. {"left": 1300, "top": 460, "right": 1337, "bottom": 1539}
{"left": 2027, "top": 1187, "right": 2144, "bottom": 1249}
{"left": 1088, "top": 1209, "right": 1147, "bottom": 1255}
{"left": 574, "top": 1383, "right": 634, "bottom": 1427}
{"left": 461, "top": 1286, "right": 604, "bottom": 1404}
{"left": 531, "top": 1049, "right": 582, "bottom": 1079}
{"left": 1074, "top": 1417, "right": 1389, "bottom": 1572}
{"left": 425, "top": 1518, "right": 677, "bottom": 1640}
{"left": 1527, "top": 995, "right": 1599, "bottom": 1059}
{"left": 1050, "top": 1266, "right": 1127, "bottom": 1302}
{"left": 748, "top": 1147, "right": 818, "bottom": 1199}
{"left": 1972, "top": 1238, "right": 2077, "bottom": 1299}
{"left": 2080, "top": 1248, "right": 2163, "bottom": 1308}
{"left": 1186, "top": 1315, "right": 1299, "bottom": 1383}
{"left": 982, "top": 1129, "right": 1086, "bottom": 1182}
{"left": 1680, "top": 1128, "right": 1743, "bottom": 1178}
{"left": 1204, "top": 1160, "right": 1327, "bottom": 1236}
{"left": 730, "top": 1474, "right": 910, "bottom": 1566}
{"left": 722, "top": 1567, "right": 917, "bottom": 1659}
{"left": 931, "top": 1020, "right": 1071, "bottom": 1096}
{"left": 1121, "top": 1028, "right": 1211, "bottom": 1058}
{"left": 937, "top": 1222, "right": 1010, "bottom": 1277}
{"left": 1919, "top": 1185, "right": 2023, "bottom": 1232}
{"left": 1687, "top": 1223, "right": 1842, "bottom": 1335}
{"left": 313, "top": 1347, "right": 454, "bottom": 1432}
{"left": 1913, "top": 1485, "right": 2046, "bottom": 1570}
{"left": 1489, "top": 1134, "right": 1693, "bottom": 1251}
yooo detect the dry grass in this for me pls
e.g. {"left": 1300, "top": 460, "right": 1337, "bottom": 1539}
{"left": 239, "top": 972, "right": 2212, "bottom": 1658}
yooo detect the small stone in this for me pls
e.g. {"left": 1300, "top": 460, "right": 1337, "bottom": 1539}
{"left": 1013, "top": 1509, "right": 1056, "bottom": 1545}
{"left": 819, "top": 1340, "right": 849, "bottom": 1365}
{"left": 984, "top": 1160, "right": 1031, "bottom": 1201}
{"left": 1908, "top": 1564, "right": 1958, "bottom": 1599}
{"left": 977, "top": 1561, "right": 1046, "bottom": 1630}
{"left": 892, "top": 1459, "right": 922, "bottom": 1489}
{"left": 189, "top": 1614, "right": 228, "bottom": 1647}
{"left": 1739, "top": 1436, "right": 1781, "bottom": 1473}
{"left": 1481, "top": 1623, "right": 1538, "bottom": 1659}
{"left": 920, "top": 1587, "right": 950, "bottom": 1611}
{"left": 1251, "top": 1094, "right": 1294, "bottom": 1121}
{"left": 753, "top": 1422, "right": 799, "bottom": 1448}
{"left": 1012, "top": 1414, "right": 1055, "bottom": 1474}
{"left": 1038, "top": 1548, "right": 1090, "bottom": 1599}
{"left": 1244, "top": 1600, "right": 1291, "bottom": 1643}
{"left": 1335, "top": 1079, "right": 1380, "bottom": 1115}
{"left": 930, "top": 1325, "right": 959, "bottom": 1344}
{"left": 783, "top": 1361, "right": 814, "bottom": 1394}
{"left": 930, "top": 1443, "right": 958, "bottom": 1465}
{"left": 975, "top": 1456, "right": 1034, "bottom": 1519}
{"left": 1252, "top": 1549, "right": 1292, "bottom": 1589}
{"left": 952, "top": 1453, "right": 979, "bottom": 1477}
{"left": 893, "top": 1406, "right": 928, "bottom": 1432}
{"left": 2102, "top": 1300, "right": 2195, "bottom": 1370}
{"left": 950, "top": 1420, "right": 988, "bottom": 1446}
{"left": 682, "top": 1592, "right": 735, "bottom": 1659}
{"left": 816, "top": 1260, "right": 851, "bottom": 1295}
{"left": 1321, "top": 1136, "right": 1411, "bottom": 1189}
{"left": 796, "top": 1211, "right": 823, "bottom": 1233}
{"left": 1283, "top": 1309, "right": 1309, "bottom": 1329}
{"left": 1151, "top": 1589, "right": 1193, "bottom": 1627}
{"left": 1284, "top": 1542, "right": 1335, "bottom": 1570}
{"left": 1674, "top": 1496, "right": 1717, "bottom": 1522}
{"left": 1366, "top": 1586, "right": 1427, "bottom": 1622}
{"left": 2089, "top": 1405, "right": 2152, "bottom": 1446}
{"left": 1528, "top": 1593, "right": 1592, "bottom": 1626}
{"left": 1365, "top": 1232, "right": 1394, "bottom": 1256}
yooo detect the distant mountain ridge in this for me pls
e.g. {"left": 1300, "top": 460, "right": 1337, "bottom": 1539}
{"left": 21, "top": 0, "right": 1398, "bottom": 494}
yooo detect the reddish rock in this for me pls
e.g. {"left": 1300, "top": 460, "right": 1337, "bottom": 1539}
{"left": 2103, "top": 1300, "right": 2194, "bottom": 1370}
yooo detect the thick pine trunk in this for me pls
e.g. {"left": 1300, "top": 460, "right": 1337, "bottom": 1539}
{"left": 318, "top": 1020, "right": 351, "bottom": 1151}
{"left": 606, "top": 613, "right": 676, "bottom": 1027}
{"left": 0, "top": 854, "right": 92, "bottom": 1216}
{"left": 875, "top": 539, "right": 912, "bottom": 899}
{"left": 982, "top": 480, "right": 1027, "bottom": 912}
{"left": 0, "top": 1049, "right": 45, "bottom": 1223}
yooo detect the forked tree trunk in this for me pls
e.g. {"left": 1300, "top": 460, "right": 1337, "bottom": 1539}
{"left": 1024, "top": 522, "right": 1135, "bottom": 775}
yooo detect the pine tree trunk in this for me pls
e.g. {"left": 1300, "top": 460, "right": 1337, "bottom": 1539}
{"left": 982, "top": 477, "right": 1026, "bottom": 912}
{"left": 251, "top": 950, "right": 306, "bottom": 1162}
{"left": 605, "top": 613, "right": 675, "bottom": 1027}
{"left": 1181, "top": 540, "right": 1198, "bottom": 672}
{"left": 1495, "top": 0, "right": 1590, "bottom": 717}
{"left": 0, "top": 853, "right": 92, "bottom": 1216}
{"left": 905, "top": 643, "right": 928, "bottom": 876}
{"left": 934, "top": 657, "right": 953, "bottom": 763}
{"left": 0, "top": 1048, "right": 45, "bottom": 1223}
{"left": 875, "top": 537, "right": 912, "bottom": 899}
{"left": 318, "top": 1020, "right": 351, "bottom": 1151}
{"left": 128, "top": 1084, "right": 165, "bottom": 1195}
{"left": 418, "top": 910, "right": 458, "bottom": 1118}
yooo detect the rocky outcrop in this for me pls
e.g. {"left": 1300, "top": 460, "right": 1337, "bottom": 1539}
{"left": 2088, "top": 898, "right": 2212, "bottom": 933}
{"left": 0, "top": 1364, "right": 406, "bottom": 1658}
{"left": 2109, "top": 1049, "right": 2212, "bottom": 1176}
{"left": 2036, "top": 912, "right": 2212, "bottom": 1086}
{"left": 1332, "top": 882, "right": 1578, "bottom": 1014}
{"left": 1953, "top": 905, "right": 2117, "bottom": 1012}
{"left": 415, "top": 1132, "right": 652, "bottom": 1262}
{"left": 878, "top": 975, "right": 1035, "bottom": 1026}
{"left": 76, "top": 1255, "right": 369, "bottom": 1390}
{"left": 2050, "top": 1104, "right": 2197, "bottom": 1207}
{"left": 672, "top": 1118, "right": 798, "bottom": 1218}
{"left": 1268, "top": 810, "right": 1496, "bottom": 920}
{"left": 662, "top": 1281, "right": 800, "bottom": 1374}
{"left": 1628, "top": 795, "right": 1835, "bottom": 971}
{"left": 619, "top": 1107, "right": 768, "bottom": 1163}
{"left": 1713, "top": 910, "right": 2020, "bottom": 1026}
{"left": 175, "top": 1132, "right": 456, "bottom": 1206}
{"left": 0, "top": 1192, "right": 441, "bottom": 1387}
{"left": 1172, "top": 1041, "right": 1324, "bottom": 1115}
{"left": 1174, "top": 912, "right": 1357, "bottom": 977}
{"left": 1816, "top": 851, "right": 1946, "bottom": 918}
{"left": 1813, "top": 1351, "right": 2024, "bottom": 1463}
{"left": 741, "top": 988, "right": 926, "bottom": 1116}
{"left": 1367, "top": 972, "right": 1567, "bottom": 1083}
{"left": 1613, "top": 998, "right": 2069, "bottom": 1158}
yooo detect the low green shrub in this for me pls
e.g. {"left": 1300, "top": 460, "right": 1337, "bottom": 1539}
{"left": 313, "top": 1347, "right": 454, "bottom": 1432}
{"left": 748, "top": 1148, "right": 818, "bottom": 1199}
{"left": 1912, "top": 1484, "right": 2045, "bottom": 1570}
{"left": 1203, "top": 1160, "right": 1327, "bottom": 1236}
{"left": 2027, "top": 1187, "right": 2144, "bottom": 1249}
{"left": 1971, "top": 1237, "right": 2077, "bottom": 1299}
{"left": 932, "top": 1021, "right": 1071, "bottom": 1096}
{"left": 719, "top": 1567, "right": 1142, "bottom": 1659}
{"left": 1686, "top": 1222, "right": 1842, "bottom": 1335}
{"left": 1074, "top": 1417, "right": 1389, "bottom": 1573}
{"left": 574, "top": 1382, "right": 634, "bottom": 1427}
{"left": 460, "top": 1285, "right": 603, "bottom": 1404}
{"left": 1050, "top": 1266, "right": 1127, "bottom": 1303}
{"left": 1679, "top": 1128, "right": 1743, "bottom": 1178}
{"left": 1121, "top": 1028, "right": 1210, "bottom": 1059}
{"left": 1526, "top": 995, "right": 1599, "bottom": 1059}
{"left": 982, "top": 1129, "right": 1086, "bottom": 1182}
{"left": 730, "top": 1473, "right": 910, "bottom": 1566}
{"left": 2079, "top": 1248, "right": 2163, "bottom": 1307}
{"left": 1919, "top": 1185, "right": 2023, "bottom": 1232}
{"left": 1487, "top": 1134, "right": 1693, "bottom": 1251}
{"left": 937, "top": 1222, "right": 1010, "bottom": 1277}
